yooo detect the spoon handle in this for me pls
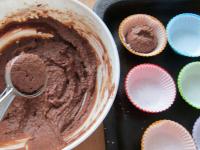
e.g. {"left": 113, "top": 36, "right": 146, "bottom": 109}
{"left": 0, "top": 87, "right": 15, "bottom": 121}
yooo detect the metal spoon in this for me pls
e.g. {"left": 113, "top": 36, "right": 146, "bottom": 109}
{"left": 0, "top": 55, "right": 47, "bottom": 121}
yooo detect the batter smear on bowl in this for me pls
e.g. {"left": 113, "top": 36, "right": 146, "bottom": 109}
{"left": 0, "top": 17, "right": 98, "bottom": 150}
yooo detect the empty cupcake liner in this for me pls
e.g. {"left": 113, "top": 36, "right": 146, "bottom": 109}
{"left": 125, "top": 64, "right": 176, "bottom": 113}
{"left": 142, "top": 120, "right": 197, "bottom": 150}
{"left": 178, "top": 62, "right": 200, "bottom": 109}
{"left": 192, "top": 116, "right": 200, "bottom": 149}
{"left": 119, "top": 14, "right": 167, "bottom": 57}
{"left": 167, "top": 13, "right": 200, "bottom": 57}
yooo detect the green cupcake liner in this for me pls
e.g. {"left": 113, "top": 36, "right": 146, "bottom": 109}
{"left": 178, "top": 61, "right": 200, "bottom": 109}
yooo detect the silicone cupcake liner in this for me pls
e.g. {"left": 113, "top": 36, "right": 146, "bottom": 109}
{"left": 178, "top": 62, "right": 200, "bottom": 109}
{"left": 167, "top": 13, "right": 200, "bottom": 57}
{"left": 125, "top": 64, "right": 176, "bottom": 113}
{"left": 192, "top": 116, "right": 200, "bottom": 149}
{"left": 142, "top": 120, "right": 197, "bottom": 150}
{"left": 119, "top": 14, "right": 167, "bottom": 57}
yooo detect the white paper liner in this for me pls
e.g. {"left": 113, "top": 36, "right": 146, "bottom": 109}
{"left": 119, "top": 14, "right": 167, "bottom": 56}
{"left": 142, "top": 120, "right": 197, "bottom": 150}
{"left": 125, "top": 64, "right": 176, "bottom": 113}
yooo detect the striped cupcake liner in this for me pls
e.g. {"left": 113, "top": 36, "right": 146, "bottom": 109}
{"left": 142, "top": 120, "right": 196, "bottom": 150}
{"left": 178, "top": 62, "right": 200, "bottom": 109}
{"left": 125, "top": 64, "right": 176, "bottom": 113}
{"left": 119, "top": 14, "right": 167, "bottom": 57}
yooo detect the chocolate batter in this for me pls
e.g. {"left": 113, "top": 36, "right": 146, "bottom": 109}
{"left": 10, "top": 53, "right": 46, "bottom": 94}
{"left": 0, "top": 17, "right": 97, "bottom": 150}
{"left": 126, "top": 25, "right": 157, "bottom": 53}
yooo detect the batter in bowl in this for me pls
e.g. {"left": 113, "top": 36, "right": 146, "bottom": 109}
{"left": 0, "top": 16, "right": 98, "bottom": 150}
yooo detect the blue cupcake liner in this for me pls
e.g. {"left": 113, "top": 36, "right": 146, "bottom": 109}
{"left": 167, "top": 13, "right": 200, "bottom": 57}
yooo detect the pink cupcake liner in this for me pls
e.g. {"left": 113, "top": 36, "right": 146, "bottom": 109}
{"left": 125, "top": 64, "right": 176, "bottom": 113}
{"left": 142, "top": 120, "right": 197, "bottom": 150}
{"left": 192, "top": 116, "right": 200, "bottom": 149}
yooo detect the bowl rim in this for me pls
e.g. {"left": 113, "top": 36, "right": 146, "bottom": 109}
{"left": 63, "top": 0, "right": 120, "bottom": 150}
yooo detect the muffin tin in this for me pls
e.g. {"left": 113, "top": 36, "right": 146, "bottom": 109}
{"left": 94, "top": 0, "right": 200, "bottom": 150}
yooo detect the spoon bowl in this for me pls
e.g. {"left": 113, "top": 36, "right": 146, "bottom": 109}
{"left": 0, "top": 54, "right": 47, "bottom": 121}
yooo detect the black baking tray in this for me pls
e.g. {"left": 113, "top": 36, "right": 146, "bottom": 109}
{"left": 94, "top": 0, "right": 200, "bottom": 150}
